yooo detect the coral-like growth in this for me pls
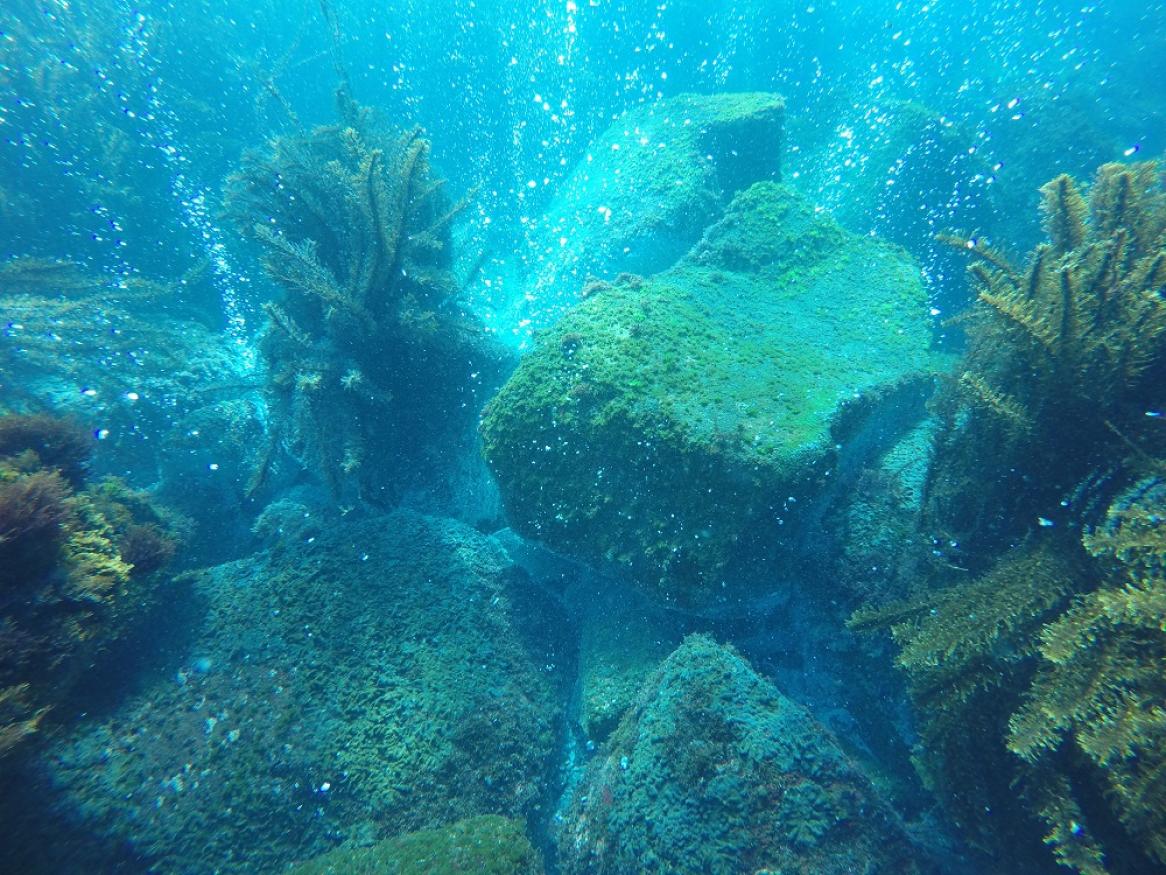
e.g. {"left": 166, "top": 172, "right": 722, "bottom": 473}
{"left": 957, "top": 165, "right": 1166, "bottom": 414}
{"left": 225, "top": 89, "right": 473, "bottom": 499}
{"left": 0, "top": 414, "right": 178, "bottom": 759}
{"left": 777, "top": 781, "right": 838, "bottom": 849}
{"left": 856, "top": 162, "right": 1166, "bottom": 874}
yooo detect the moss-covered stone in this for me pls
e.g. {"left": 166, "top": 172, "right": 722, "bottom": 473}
{"left": 790, "top": 99, "right": 998, "bottom": 258}
{"left": 483, "top": 181, "right": 935, "bottom": 608}
{"left": 288, "top": 815, "right": 543, "bottom": 875}
{"left": 557, "top": 635, "right": 930, "bottom": 875}
{"left": 523, "top": 92, "right": 783, "bottom": 328}
{"left": 32, "top": 510, "right": 559, "bottom": 874}
{"left": 829, "top": 414, "right": 939, "bottom": 606}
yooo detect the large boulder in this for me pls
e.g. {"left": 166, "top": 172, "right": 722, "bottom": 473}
{"left": 557, "top": 635, "right": 932, "bottom": 874}
{"left": 482, "top": 180, "right": 935, "bottom": 610}
{"left": 22, "top": 509, "right": 560, "bottom": 874}
{"left": 790, "top": 99, "right": 998, "bottom": 261}
{"left": 521, "top": 92, "right": 783, "bottom": 329}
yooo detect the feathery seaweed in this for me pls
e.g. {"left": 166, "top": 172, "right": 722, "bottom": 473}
{"left": 224, "top": 93, "right": 470, "bottom": 499}
{"left": 856, "top": 162, "right": 1166, "bottom": 873}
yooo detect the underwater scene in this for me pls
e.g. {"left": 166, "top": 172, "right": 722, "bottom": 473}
{"left": 2, "top": 0, "right": 1166, "bottom": 872}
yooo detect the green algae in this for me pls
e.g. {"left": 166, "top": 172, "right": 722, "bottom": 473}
{"left": 483, "top": 181, "right": 936, "bottom": 606}
{"left": 558, "top": 635, "right": 927, "bottom": 875}
{"left": 37, "top": 510, "right": 558, "bottom": 874}
{"left": 288, "top": 815, "right": 543, "bottom": 875}
{"left": 574, "top": 582, "right": 684, "bottom": 743}
{"left": 526, "top": 92, "right": 784, "bottom": 324}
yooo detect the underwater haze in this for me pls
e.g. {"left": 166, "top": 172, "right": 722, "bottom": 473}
{"left": 2, "top": 0, "right": 1166, "bottom": 872}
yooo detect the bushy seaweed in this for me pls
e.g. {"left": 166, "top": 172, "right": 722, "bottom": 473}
{"left": 224, "top": 88, "right": 476, "bottom": 501}
{"left": 0, "top": 469, "right": 75, "bottom": 582}
{"left": 0, "top": 413, "right": 179, "bottom": 758}
{"left": 929, "top": 162, "right": 1166, "bottom": 555}
{"left": 853, "top": 161, "right": 1166, "bottom": 874}
{"left": 0, "top": 413, "right": 92, "bottom": 487}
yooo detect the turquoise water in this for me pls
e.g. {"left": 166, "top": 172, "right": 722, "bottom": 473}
{"left": 1, "top": 1, "right": 1165, "bottom": 873}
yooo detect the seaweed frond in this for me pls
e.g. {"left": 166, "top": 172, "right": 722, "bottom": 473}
{"left": 1040, "top": 174, "right": 1088, "bottom": 255}
{"left": 862, "top": 162, "right": 1166, "bottom": 872}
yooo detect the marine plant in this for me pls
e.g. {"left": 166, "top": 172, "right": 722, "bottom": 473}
{"left": 0, "top": 413, "right": 179, "bottom": 759}
{"left": 0, "top": 468, "right": 75, "bottom": 580}
{"left": 928, "top": 162, "right": 1166, "bottom": 553}
{"left": 853, "top": 161, "right": 1166, "bottom": 873}
{"left": 224, "top": 88, "right": 473, "bottom": 499}
{"left": 1009, "top": 478, "right": 1166, "bottom": 873}
{"left": 0, "top": 411, "right": 92, "bottom": 487}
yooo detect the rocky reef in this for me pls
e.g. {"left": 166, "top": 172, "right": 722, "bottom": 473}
{"left": 573, "top": 579, "right": 686, "bottom": 745}
{"left": 16, "top": 509, "right": 560, "bottom": 873}
{"left": 288, "top": 814, "right": 544, "bottom": 875}
{"left": 790, "top": 98, "right": 998, "bottom": 264}
{"left": 483, "top": 179, "right": 935, "bottom": 609}
{"left": 557, "top": 635, "right": 931, "bottom": 875}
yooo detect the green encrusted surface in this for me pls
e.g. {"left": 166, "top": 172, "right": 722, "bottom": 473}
{"left": 288, "top": 815, "right": 543, "bottom": 875}
{"left": 575, "top": 582, "right": 684, "bottom": 743}
{"left": 483, "top": 181, "right": 934, "bottom": 606}
{"left": 38, "top": 510, "right": 557, "bottom": 874}
{"left": 557, "top": 635, "right": 927, "bottom": 874}
{"left": 526, "top": 92, "right": 784, "bottom": 326}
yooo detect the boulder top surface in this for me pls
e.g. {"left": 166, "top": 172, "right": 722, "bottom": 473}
{"left": 483, "top": 180, "right": 935, "bottom": 606}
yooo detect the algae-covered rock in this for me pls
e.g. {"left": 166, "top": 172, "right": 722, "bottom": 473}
{"left": 483, "top": 180, "right": 934, "bottom": 608}
{"left": 523, "top": 92, "right": 783, "bottom": 328}
{"left": 288, "top": 815, "right": 543, "bottom": 875}
{"left": 557, "top": 635, "right": 929, "bottom": 875}
{"left": 30, "top": 510, "right": 559, "bottom": 874}
{"left": 574, "top": 580, "right": 685, "bottom": 744}
{"left": 829, "top": 414, "right": 938, "bottom": 606}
